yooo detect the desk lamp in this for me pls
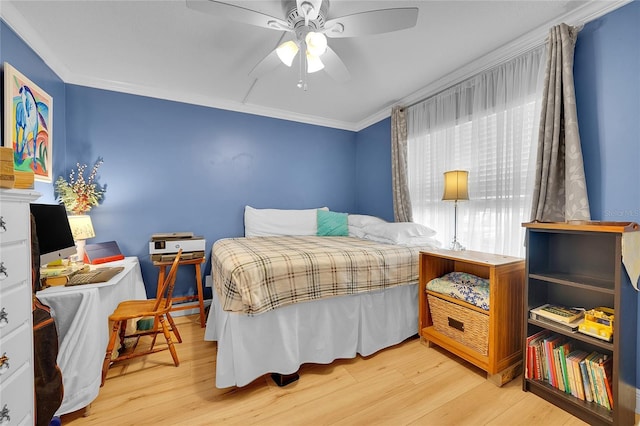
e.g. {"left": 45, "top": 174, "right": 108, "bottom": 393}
{"left": 67, "top": 215, "right": 95, "bottom": 262}
{"left": 442, "top": 170, "right": 469, "bottom": 251}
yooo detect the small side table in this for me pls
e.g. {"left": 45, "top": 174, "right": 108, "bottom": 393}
{"left": 154, "top": 256, "right": 206, "bottom": 328}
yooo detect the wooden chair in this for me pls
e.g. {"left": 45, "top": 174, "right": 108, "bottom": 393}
{"left": 101, "top": 250, "right": 183, "bottom": 386}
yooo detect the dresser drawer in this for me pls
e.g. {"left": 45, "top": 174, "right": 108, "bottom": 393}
{"left": 0, "top": 200, "right": 29, "bottom": 246}
{"left": 0, "top": 322, "right": 31, "bottom": 386}
{"left": 0, "top": 284, "right": 30, "bottom": 338}
{"left": 0, "top": 362, "right": 33, "bottom": 426}
{"left": 0, "top": 241, "right": 29, "bottom": 290}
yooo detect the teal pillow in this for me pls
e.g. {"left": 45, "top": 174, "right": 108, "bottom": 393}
{"left": 317, "top": 210, "right": 348, "bottom": 236}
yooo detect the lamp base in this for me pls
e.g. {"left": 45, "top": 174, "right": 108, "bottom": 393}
{"left": 74, "top": 239, "right": 87, "bottom": 263}
{"left": 449, "top": 239, "right": 465, "bottom": 251}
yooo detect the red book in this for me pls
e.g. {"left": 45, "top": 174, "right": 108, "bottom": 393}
{"left": 526, "top": 330, "right": 551, "bottom": 379}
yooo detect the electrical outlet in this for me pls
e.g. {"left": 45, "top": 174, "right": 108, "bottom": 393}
{"left": 205, "top": 275, "right": 213, "bottom": 288}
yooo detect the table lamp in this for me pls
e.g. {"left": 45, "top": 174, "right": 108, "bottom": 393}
{"left": 67, "top": 215, "right": 96, "bottom": 262}
{"left": 442, "top": 170, "right": 469, "bottom": 251}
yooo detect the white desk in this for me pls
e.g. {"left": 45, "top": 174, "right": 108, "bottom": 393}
{"left": 36, "top": 257, "right": 146, "bottom": 415}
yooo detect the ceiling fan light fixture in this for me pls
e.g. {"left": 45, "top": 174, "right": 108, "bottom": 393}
{"left": 305, "top": 31, "right": 327, "bottom": 57}
{"left": 306, "top": 52, "right": 324, "bottom": 73}
{"left": 276, "top": 40, "right": 299, "bottom": 67}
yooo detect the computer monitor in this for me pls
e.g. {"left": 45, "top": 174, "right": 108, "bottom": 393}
{"left": 30, "top": 203, "right": 77, "bottom": 265}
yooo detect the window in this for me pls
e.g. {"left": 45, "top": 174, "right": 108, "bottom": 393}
{"left": 406, "top": 46, "right": 546, "bottom": 257}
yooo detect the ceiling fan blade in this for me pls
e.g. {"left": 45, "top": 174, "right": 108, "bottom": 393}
{"left": 248, "top": 48, "right": 284, "bottom": 80}
{"left": 186, "top": 0, "right": 289, "bottom": 31}
{"left": 322, "top": 46, "right": 350, "bottom": 83}
{"left": 324, "top": 8, "right": 418, "bottom": 38}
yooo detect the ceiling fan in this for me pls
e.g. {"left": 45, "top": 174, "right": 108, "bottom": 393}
{"left": 186, "top": 0, "right": 419, "bottom": 90}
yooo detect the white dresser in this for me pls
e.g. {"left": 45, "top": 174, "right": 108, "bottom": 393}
{"left": 0, "top": 189, "right": 40, "bottom": 425}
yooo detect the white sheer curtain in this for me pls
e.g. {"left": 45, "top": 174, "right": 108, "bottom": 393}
{"left": 407, "top": 46, "right": 546, "bottom": 257}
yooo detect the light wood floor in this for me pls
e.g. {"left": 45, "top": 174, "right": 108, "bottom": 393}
{"left": 62, "top": 315, "right": 591, "bottom": 426}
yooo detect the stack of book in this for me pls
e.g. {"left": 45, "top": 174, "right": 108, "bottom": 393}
{"left": 0, "top": 147, "right": 15, "bottom": 189}
{"left": 40, "top": 265, "right": 85, "bottom": 287}
{"left": 529, "top": 303, "right": 585, "bottom": 332}
{"left": 525, "top": 330, "right": 614, "bottom": 409}
{"left": 14, "top": 169, "right": 35, "bottom": 189}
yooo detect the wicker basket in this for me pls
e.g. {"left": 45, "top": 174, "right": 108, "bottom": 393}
{"left": 428, "top": 294, "right": 489, "bottom": 356}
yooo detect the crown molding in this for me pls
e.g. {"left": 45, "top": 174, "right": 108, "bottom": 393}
{"left": 355, "top": 0, "right": 633, "bottom": 131}
{"left": 2, "top": 0, "right": 631, "bottom": 133}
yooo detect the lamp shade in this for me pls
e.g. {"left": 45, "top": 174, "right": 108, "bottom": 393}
{"left": 67, "top": 214, "right": 96, "bottom": 240}
{"left": 305, "top": 31, "right": 327, "bottom": 57}
{"left": 442, "top": 170, "right": 469, "bottom": 201}
{"left": 276, "top": 40, "right": 299, "bottom": 67}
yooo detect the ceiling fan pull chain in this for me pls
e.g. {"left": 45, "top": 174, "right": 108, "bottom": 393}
{"left": 297, "top": 40, "right": 308, "bottom": 91}
{"left": 297, "top": 44, "right": 304, "bottom": 89}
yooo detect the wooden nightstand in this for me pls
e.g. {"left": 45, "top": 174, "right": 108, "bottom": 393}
{"left": 418, "top": 249, "right": 525, "bottom": 386}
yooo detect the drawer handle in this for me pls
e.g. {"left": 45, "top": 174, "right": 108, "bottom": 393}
{"left": 0, "top": 353, "right": 9, "bottom": 375}
{"left": 0, "top": 404, "right": 9, "bottom": 424}
{"left": 0, "top": 262, "right": 6, "bottom": 281}
{"left": 0, "top": 216, "right": 5, "bottom": 232}
{"left": 0, "top": 308, "right": 7, "bottom": 328}
{"left": 448, "top": 317, "right": 465, "bottom": 332}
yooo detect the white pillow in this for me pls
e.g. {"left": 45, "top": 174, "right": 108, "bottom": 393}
{"left": 361, "top": 222, "right": 437, "bottom": 244}
{"left": 347, "top": 214, "right": 387, "bottom": 228}
{"left": 244, "top": 206, "right": 328, "bottom": 237}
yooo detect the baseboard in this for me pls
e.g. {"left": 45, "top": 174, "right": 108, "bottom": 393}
{"left": 636, "top": 387, "right": 640, "bottom": 414}
{"left": 170, "top": 299, "right": 211, "bottom": 318}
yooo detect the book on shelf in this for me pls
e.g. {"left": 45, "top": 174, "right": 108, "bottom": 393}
{"left": 543, "top": 334, "right": 565, "bottom": 388}
{"left": 530, "top": 309, "right": 584, "bottom": 332}
{"left": 600, "top": 356, "right": 614, "bottom": 409}
{"left": 525, "top": 330, "right": 616, "bottom": 409}
{"left": 589, "top": 353, "right": 613, "bottom": 409}
{"left": 530, "top": 303, "right": 584, "bottom": 324}
{"left": 585, "top": 352, "right": 600, "bottom": 406}
{"left": 525, "top": 329, "right": 552, "bottom": 380}
{"left": 578, "top": 354, "right": 594, "bottom": 403}
{"left": 567, "top": 350, "right": 588, "bottom": 401}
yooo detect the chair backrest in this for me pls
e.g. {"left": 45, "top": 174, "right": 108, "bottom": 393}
{"left": 153, "top": 249, "right": 183, "bottom": 312}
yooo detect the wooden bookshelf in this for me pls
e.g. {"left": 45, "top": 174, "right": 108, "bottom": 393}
{"left": 522, "top": 222, "right": 639, "bottom": 425}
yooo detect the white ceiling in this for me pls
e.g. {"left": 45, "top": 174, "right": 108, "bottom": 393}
{"left": 0, "top": 0, "right": 629, "bottom": 131}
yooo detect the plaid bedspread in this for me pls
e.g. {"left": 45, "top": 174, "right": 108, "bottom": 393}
{"left": 212, "top": 236, "right": 430, "bottom": 315}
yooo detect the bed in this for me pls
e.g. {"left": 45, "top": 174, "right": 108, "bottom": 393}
{"left": 204, "top": 207, "right": 440, "bottom": 388}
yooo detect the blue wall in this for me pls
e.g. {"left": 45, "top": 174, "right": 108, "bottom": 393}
{"left": 64, "top": 85, "right": 357, "bottom": 296}
{"left": 575, "top": 1, "right": 640, "bottom": 222}
{"left": 355, "top": 117, "right": 394, "bottom": 222}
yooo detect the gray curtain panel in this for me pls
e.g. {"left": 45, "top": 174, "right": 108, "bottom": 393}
{"left": 391, "top": 106, "right": 413, "bottom": 222}
{"left": 530, "top": 23, "right": 590, "bottom": 222}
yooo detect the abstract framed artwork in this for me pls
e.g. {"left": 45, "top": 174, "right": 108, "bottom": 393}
{"left": 3, "top": 62, "right": 53, "bottom": 182}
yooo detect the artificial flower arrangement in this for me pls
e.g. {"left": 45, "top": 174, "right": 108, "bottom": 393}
{"left": 54, "top": 158, "right": 106, "bottom": 214}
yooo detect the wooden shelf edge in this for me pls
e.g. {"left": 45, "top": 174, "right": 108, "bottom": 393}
{"left": 522, "top": 221, "right": 639, "bottom": 233}
{"left": 524, "top": 379, "right": 613, "bottom": 425}
{"left": 421, "top": 326, "right": 490, "bottom": 372}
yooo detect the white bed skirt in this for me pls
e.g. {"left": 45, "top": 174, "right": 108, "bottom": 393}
{"left": 204, "top": 283, "right": 418, "bottom": 388}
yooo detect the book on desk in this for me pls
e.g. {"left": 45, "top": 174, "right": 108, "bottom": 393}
{"left": 41, "top": 266, "right": 125, "bottom": 287}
